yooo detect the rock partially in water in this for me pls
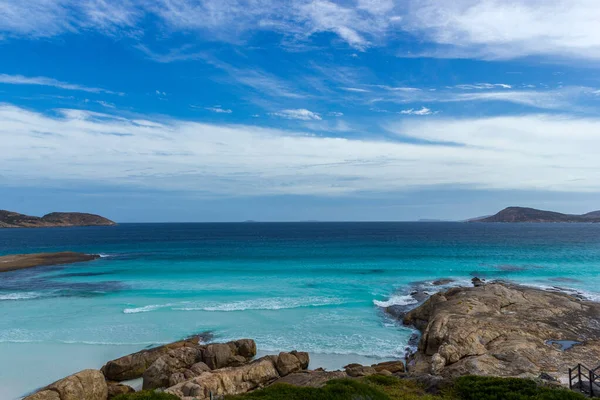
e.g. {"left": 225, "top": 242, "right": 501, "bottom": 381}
{"left": 432, "top": 279, "right": 455, "bottom": 286}
{"left": 24, "top": 369, "right": 107, "bottom": 400}
{"left": 403, "top": 282, "right": 600, "bottom": 381}
{"left": 471, "top": 277, "right": 486, "bottom": 287}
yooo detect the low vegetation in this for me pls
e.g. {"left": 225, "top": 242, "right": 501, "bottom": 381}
{"left": 112, "top": 376, "right": 587, "bottom": 400}
{"left": 113, "top": 391, "right": 180, "bottom": 400}
{"left": 225, "top": 375, "right": 587, "bottom": 400}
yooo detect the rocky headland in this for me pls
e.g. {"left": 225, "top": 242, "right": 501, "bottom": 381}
{"left": 471, "top": 206, "right": 600, "bottom": 223}
{"left": 403, "top": 281, "right": 600, "bottom": 382}
{"left": 21, "top": 281, "right": 600, "bottom": 399}
{"left": 0, "top": 252, "right": 100, "bottom": 273}
{"left": 0, "top": 210, "right": 116, "bottom": 228}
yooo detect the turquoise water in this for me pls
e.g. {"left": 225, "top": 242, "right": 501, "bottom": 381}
{"left": 2, "top": 222, "right": 600, "bottom": 399}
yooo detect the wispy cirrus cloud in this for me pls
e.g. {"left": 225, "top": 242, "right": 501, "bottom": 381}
{"left": 400, "top": 106, "right": 434, "bottom": 115}
{"left": 271, "top": 109, "right": 322, "bottom": 120}
{"left": 452, "top": 83, "right": 512, "bottom": 90}
{"left": 0, "top": 74, "right": 122, "bottom": 95}
{"left": 2, "top": 1, "right": 600, "bottom": 61}
{"left": 205, "top": 106, "right": 233, "bottom": 114}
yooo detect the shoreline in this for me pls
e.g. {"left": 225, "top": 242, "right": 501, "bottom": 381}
{"left": 0, "top": 252, "right": 100, "bottom": 273}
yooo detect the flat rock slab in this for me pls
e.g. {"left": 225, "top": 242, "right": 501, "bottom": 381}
{"left": 403, "top": 282, "right": 600, "bottom": 381}
{"left": 0, "top": 252, "right": 100, "bottom": 273}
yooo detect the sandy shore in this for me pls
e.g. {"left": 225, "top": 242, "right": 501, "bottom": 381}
{"left": 0, "top": 252, "right": 100, "bottom": 273}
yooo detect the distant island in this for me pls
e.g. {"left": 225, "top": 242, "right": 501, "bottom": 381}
{"left": 0, "top": 210, "right": 116, "bottom": 228}
{"left": 472, "top": 206, "right": 600, "bottom": 223}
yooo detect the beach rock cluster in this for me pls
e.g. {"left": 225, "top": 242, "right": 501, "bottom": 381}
{"left": 23, "top": 338, "right": 312, "bottom": 400}
{"left": 403, "top": 282, "right": 600, "bottom": 381}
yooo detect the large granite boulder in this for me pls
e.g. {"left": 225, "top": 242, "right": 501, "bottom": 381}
{"left": 142, "top": 347, "right": 204, "bottom": 389}
{"left": 274, "top": 370, "right": 348, "bottom": 387}
{"left": 142, "top": 339, "right": 257, "bottom": 389}
{"left": 102, "top": 336, "right": 202, "bottom": 381}
{"left": 166, "top": 356, "right": 281, "bottom": 399}
{"left": 403, "top": 282, "right": 600, "bottom": 381}
{"left": 275, "top": 351, "right": 307, "bottom": 376}
{"left": 344, "top": 363, "right": 377, "bottom": 377}
{"left": 201, "top": 339, "right": 256, "bottom": 370}
{"left": 372, "top": 360, "right": 405, "bottom": 374}
{"left": 24, "top": 369, "right": 107, "bottom": 400}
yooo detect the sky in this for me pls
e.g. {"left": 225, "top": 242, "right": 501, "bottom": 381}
{"left": 1, "top": 0, "right": 600, "bottom": 222}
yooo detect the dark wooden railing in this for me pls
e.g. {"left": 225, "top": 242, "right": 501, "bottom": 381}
{"left": 569, "top": 363, "right": 600, "bottom": 397}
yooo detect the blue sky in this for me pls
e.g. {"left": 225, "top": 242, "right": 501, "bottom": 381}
{"left": 1, "top": 0, "right": 600, "bottom": 222}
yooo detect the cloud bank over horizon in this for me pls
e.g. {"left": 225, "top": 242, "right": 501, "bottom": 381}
{"left": 1, "top": 0, "right": 600, "bottom": 220}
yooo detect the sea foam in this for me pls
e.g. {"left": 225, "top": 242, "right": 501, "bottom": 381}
{"left": 124, "top": 297, "right": 346, "bottom": 314}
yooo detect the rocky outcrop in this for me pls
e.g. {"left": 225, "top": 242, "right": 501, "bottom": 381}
{"left": 142, "top": 339, "right": 257, "bottom": 389}
{"left": 403, "top": 282, "right": 600, "bottom": 380}
{"left": 102, "top": 336, "right": 204, "bottom": 381}
{"left": 0, "top": 210, "right": 116, "bottom": 228}
{"left": 165, "top": 351, "right": 309, "bottom": 400}
{"left": 0, "top": 252, "right": 100, "bottom": 273}
{"left": 24, "top": 369, "right": 107, "bottom": 400}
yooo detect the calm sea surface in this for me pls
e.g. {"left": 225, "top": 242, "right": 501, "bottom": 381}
{"left": 2, "top": 222, "right": 600, "bottom": 398}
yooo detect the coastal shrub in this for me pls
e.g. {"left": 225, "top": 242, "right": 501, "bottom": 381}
{"left": 112, "top": 390, "right": 180, "bottom": 400}
{"left": 363, "top": 375, "right": 445, "bottom": 400}
{"left": 225, "top": 379, "right": 390, "bottom": 400}
{"left": 453, "top": 376, "right": 586, "bottom": 400}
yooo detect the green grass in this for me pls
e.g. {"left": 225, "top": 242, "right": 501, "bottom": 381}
{"left": 453, "top": 376, "right": 586, "bottom": 400}
{"left": 226, "top": 379, "right": 390, "bottom": 400}
{"left": 112, "top": 390, "right": 180, "bottom": 400}
{"left": 224, "top": 375, "right": 587, "bottom": 400}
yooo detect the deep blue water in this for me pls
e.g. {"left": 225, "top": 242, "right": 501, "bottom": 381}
{"left": 2, "top": 222, "right": 600, "bottom": 398}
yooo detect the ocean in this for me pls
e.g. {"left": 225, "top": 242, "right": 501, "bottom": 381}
{"left": 2, "top": 222, "right": 600, "bottom": 399}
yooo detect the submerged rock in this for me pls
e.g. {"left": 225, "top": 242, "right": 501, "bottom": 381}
{"left": 24, "top": 369, "right": 107, "bottom": 400}
{"left": 403, "top": 282, "right": 600, "bottom": 381}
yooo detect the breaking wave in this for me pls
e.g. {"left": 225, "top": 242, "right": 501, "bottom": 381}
{"left": 123, "top": 297, "right": 347, "bottom": 314}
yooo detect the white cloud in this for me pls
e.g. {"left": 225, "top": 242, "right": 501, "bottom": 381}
{"left": 372, "top": 85, "right": 598, "bottom": 111}
{"left": 96, "top": 100, "right": 116, "bottom": 108}
{"left": 271, "top": 109, "right": 322, "bottom": 120}
{"left": 341, "top": 87, "right": 370, "bottom": 93}
{"left": 205, "top": 106, "right": 233, "bottom": 114}
{"left": 401, "top": 0, "right": 600, "bottom": 61}
{"left": 328, "top": 111, "right": 344, "bottom": 117}
{"left": 400, "top": 106, "right": 433, "bottom": 115}
{"left": 2, "top": 1, "right": 600, "bottom": 60}
{"left": 0, "top": 74, "right": 121, "bottom": 95}
{"left": 2, "top": 104, "right": 600, "bottom": 195}
{"left": 453, "top": 83, "right": 512, "bottom": 90}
